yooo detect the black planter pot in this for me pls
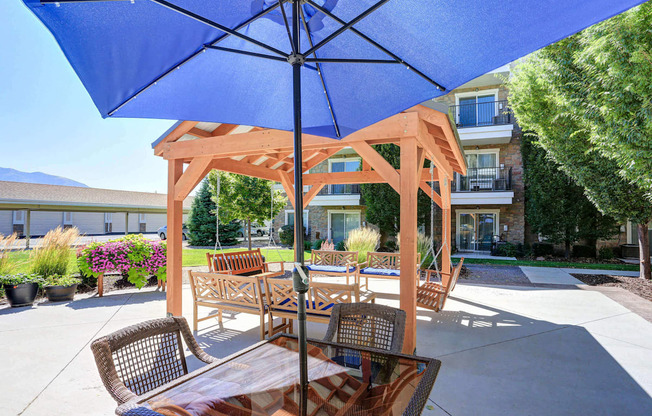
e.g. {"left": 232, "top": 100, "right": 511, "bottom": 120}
{"left": 3, "top": 283, "right": 39, "bottom": 307}
{"left": 44, "top": 284, "right": 78, "bottom": 302}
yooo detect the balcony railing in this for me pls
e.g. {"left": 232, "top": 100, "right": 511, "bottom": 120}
{"left": 453, "top": 167, "right": 512, "bottom": 192}
{"left": 318, "top": 184, "right": 361, "bottom": 195}
{"left": 449, "top": 100, "right": 512, "bottom": 128}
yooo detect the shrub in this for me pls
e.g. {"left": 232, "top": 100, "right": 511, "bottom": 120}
{"left": 335, "top": 240, "right": 346, "bottom": 251}
{"left": 598, "top": 246, "right": 615, "bottom": 260}
{"left": 0, "top": 233, "right": 19, "bottom": 275}
{"left": 312, "top": 239, "right": 325, "bottom": 250}
{"left": 0, "top": 273, "right": 43, "bottom": 286}
{"left": 532, "top": 242, "right": 554, "bottom": 256}
{"left": 572, "top": 244, "right": 595, "bottom": 258}
{"left": 493, "top": 242, "right": 517, "bottom": 257}
{"left": 43, "top": 274, "right": 81, "bottom": 287}
{"left": 304, "top": 240, "right": 311, "bottom": 251}
{"left": 384, "top": 240, "right": 398, "bottom": 252}
{"left": 279, "top": 225, "right": 294, "bottom": 246}
{"left": 77, "top": 234, "right": 166, "bottom": 289}
{"left": 345, "top": 227, "right": 380, "bottom": 263}
{"left": 31, "top": 227, "right": 79, "bottom": 277}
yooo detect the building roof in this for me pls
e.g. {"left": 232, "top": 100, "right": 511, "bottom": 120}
{"left": 0, "top": 181, "right": 192, "bottom": 213}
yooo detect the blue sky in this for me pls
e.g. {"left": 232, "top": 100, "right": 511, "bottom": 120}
{"left": 0, "top": 2, "right": 175, "bottom": 193}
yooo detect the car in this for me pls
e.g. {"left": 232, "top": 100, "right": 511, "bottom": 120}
{"left": 157, "top": 225, "right": 189, "bottom": 240}
{"left": 237, "top": 221, "right": 268, "bottom": 237}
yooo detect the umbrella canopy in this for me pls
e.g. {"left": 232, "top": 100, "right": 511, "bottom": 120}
{"left": 23, "top": 0, "right": 645, "bottom": 139}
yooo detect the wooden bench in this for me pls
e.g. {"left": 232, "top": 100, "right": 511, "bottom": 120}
{"left": 306, "top": 249, "right": 358, "bottom": 285}
{"left": 206, "top": 248, "right": 284, "bottom": 278}
{"left": 188, "top": 271, "right": 270, "bottom": 340}
{"left": 264, "top": 277, "right": 376, "bottom": 336}
{"left": 416, "top": 258, "right": 464, "bottom": 312}
{"left": 357, "top": 251, "right": 421, "bottom": 289}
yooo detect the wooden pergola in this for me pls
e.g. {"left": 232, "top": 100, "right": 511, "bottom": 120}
{"left": 155, "top": 105, "right": 466, "bottom": 353}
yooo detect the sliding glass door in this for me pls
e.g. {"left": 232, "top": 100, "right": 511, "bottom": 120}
{"left": 330, "top": 211, "right": 361, "bottom": 244}
{"left": 457, "top": 211, "right": 497, "bottom": 252}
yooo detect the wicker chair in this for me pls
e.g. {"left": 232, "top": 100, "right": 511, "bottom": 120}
{"left": 323, "top": 303, "right": 406, "bottom": 353}
{"left": 91, "top": 316, "right": 218, "bottom": 406}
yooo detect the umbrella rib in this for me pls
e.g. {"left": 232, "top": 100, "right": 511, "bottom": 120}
{"left": 303, "top": 0, "right": 390, "bottom": 57}
{"left": 305, "top": 0, "right": 446, "bottom": 91}
{"left": 305, "top": 58, "right": 399, "bottom": 64}
{"left": 150, "top": 0, "right": 288, "bottom": 58}
{"left": 300, "top": 6, "right": 340, "bottom": 138}
{"left": 107, "top": 1, "right": 284, "bottom": 116}
{"left": 278, "top": 0, "right": 296, "bottom": 55}
{"left": 206, "top": 46, "right": 287, "bottom": 62}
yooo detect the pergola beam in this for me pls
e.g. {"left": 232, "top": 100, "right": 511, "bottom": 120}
{"left": 303, "top": 184, "right": 325, "bottom": 208}
{"left": 350, "top": 141, "right": 401, "bottom": 193}
{"left": 303, "top": 169, "right": 437, "bottom": 186}
{"left": 174, "top": 156, "right": 213, "bottom": 201}
{"left": 154, "top": 120, "right": 197, "bottom": 156}
{"left": 278, "top": 170, "right": 295, "bottom": 208}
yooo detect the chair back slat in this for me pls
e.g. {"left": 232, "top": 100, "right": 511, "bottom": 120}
{"left": 366, "top": 252, "right": 421, "bottom": 270}
{"left": 311, "top": 249, "right": 357, "bottom": 266}
{"left": 205, "top": 249, "right": 266, "bottom": 275}
{"left": 190, "top": 272, "right": 264, "bottom": 308}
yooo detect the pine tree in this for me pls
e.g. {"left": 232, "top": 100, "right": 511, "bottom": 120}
{"left": 187, "top": 177, "right": 239, "bottom": 246}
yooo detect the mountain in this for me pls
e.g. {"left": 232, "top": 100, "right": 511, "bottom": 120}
{"left": 0, "top": 167, "right": 88, "bottom": 187}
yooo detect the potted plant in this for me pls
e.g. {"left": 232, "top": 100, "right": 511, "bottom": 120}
{"left": 0, "top": 273, "right": 43, "bottom": 307}
{"left": 43, "top": 274, "right": 81, "bottom": 302}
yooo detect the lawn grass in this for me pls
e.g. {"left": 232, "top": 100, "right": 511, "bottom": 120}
{"left": 4, "top": 247, "right": 308, "bottom": 274}
{"left": 460, "top": 257, "right": 640, "bottom": 271}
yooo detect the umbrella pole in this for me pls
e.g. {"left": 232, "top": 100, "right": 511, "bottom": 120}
{"left": 289, "top": 2, "right": 309, "bottom": 416}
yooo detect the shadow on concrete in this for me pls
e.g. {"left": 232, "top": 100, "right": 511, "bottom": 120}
{"left": 415, "top": 297, "right": 652, "bottom": 415}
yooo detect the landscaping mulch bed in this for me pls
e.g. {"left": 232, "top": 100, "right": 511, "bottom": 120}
{"left": 571, "top": 273, "right": 652, "bottom": 302}
{"left": 459, "top": 264, "right": 531, "bottom": 286}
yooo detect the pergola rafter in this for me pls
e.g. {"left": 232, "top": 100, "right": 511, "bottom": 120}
{"left": 157, "top": 105, "right": 465, "bottom": 353}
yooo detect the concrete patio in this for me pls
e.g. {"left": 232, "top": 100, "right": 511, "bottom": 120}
{"left": 1, "top": 276, "right": 651, "bottom": 416}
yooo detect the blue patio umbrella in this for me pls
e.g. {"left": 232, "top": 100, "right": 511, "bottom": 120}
{"left": 22, "top": 0, "right": 646, "bottom": 413}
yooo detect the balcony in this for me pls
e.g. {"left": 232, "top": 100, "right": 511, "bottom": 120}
{"left": 319, "top": 184, "right": 361, "bottom": 195}
{"left": 448, "top": 100, "right": 514, "bottom": 145}
{"left": 310, "top": 184, "right": 361, "bottom": 206}
{"left": 451, "top": 167, "right": 514, "bottom": 205}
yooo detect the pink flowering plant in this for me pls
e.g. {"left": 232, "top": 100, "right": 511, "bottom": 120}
{"left": 77, "top": 234, "right": 166, "bottom": 289}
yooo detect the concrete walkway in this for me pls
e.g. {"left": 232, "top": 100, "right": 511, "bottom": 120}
{"left": 520, "top": 265, "right": 640, "bottom": 285}
{"left": 1, "top": 277, "right": 651, "bottom": 416}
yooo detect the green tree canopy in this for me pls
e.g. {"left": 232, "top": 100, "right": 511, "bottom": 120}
{"left": 209, "top": 170, "right": 286, "bottom": 250}
{"left": 522, "top": 132, "right": 618, "bottom": 258}
{"left": 360, "top": 144, "right": 432, "bottom": 242}
{"left": 187, "top": 177, "right": 240, "bottom": 247}
{"left": 508, "top": 8, "right": 652, "bottom": 278}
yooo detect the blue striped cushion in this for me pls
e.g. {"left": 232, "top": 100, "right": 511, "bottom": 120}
{"left": 359, "top": 267, "right": 400, "bottom": 277}
{"left": 306, "top": 265, "right": 354, "bottom": 273}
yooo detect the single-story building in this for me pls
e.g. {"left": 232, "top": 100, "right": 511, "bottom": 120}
{"left": 0, "top": 181, "right": 191, "bottom": 244}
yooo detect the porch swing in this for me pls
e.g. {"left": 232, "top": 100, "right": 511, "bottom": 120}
{"left": 416, "top": 162, "right": 465, "bottom": 313}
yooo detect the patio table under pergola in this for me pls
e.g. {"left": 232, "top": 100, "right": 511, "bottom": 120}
{"left": 154, "top": 104, "right": 466, "bottom": 353}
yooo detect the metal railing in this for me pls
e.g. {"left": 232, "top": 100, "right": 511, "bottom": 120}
{"left": 449, "top": 99, "right": 512, "bottom": 128}
{"left": 453, "top": 167, "right": 512, "bottom": 192}
{"left": 319, "top": 184, "right": 361, "bottom": 195}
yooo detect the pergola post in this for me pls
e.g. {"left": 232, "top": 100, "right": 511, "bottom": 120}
{"left": 167, "top": 159, "right": 184, "bottom": 316}
{"left": 440, "top": 175, "right": 452, "bottom": 286}
{"left": 399, "top": 137, "right": 419, "bottom": 354}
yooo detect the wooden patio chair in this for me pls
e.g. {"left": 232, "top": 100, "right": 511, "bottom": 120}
{"left": 306, "top": 249, "right": 358, "bottom": 285}
{"left": 417, "top": 258, "right": 464, "bottom": 312}
{"left": 90, "top": 316, "right": 217, "bottom": 406}
{"left": 188, "top": 271, "right": 269, "bottom": 339}
{"left": 206, "top": 248, "right": 284, "bottom": 278}
{"left": 322, "top": 303, "right": 406, "bottom": 353}
{"left": 356, "top": 251, "right": 421, "bottom": 289}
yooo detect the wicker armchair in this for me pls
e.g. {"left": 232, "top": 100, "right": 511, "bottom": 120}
{"left": 323, "top": 303, "right": 406, "bottom": 353}
{"left": 91, "top": 316, "right": 218, "bottom": 406}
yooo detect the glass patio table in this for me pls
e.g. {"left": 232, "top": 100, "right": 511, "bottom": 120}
{"left": 117, "top": 334, "right": 441, "bottom": 416}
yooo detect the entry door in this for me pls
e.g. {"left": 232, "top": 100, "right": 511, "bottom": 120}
{"left": 104, "top": 213, "right": 113, "bottom": 233}
{"left": 458, "top": 212, "right": 497, "bottom": 251}
{"left": 330, "top": 212, "right": 360, "bottom": 244}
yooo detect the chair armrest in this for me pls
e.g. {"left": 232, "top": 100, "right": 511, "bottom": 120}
{"left": 174, "top": 316, "right": 219, "bottom": 364}
{"left": 357, "top": 261, "right": 368, "bottom": 269}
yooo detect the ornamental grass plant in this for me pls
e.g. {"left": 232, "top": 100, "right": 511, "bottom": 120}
{"left": 0, "top": 233, "right": 19, "bottom": 275}
{"left": 397, "top": 231, "right": 433, "bottom": 266}
{"left": 30, "top": 227, "right": 79, "bottom": 278}
{"left": 345, "top": 227, "right": 380, "bottom": 263}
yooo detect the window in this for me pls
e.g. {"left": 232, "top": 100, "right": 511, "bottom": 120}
{"left": 455, "top": 90, "right": 499, "bottom": 127}
{"left": 63, "top": 212, "right": 73, "bottom": 225}
{"left": 12, "top": 210, "right": 25, "bottom": 225}
{"left": 285, "top": 210, "right": 309, "bottom": 227}
{"left": 456, "top": 149, "right": 500, "bottom": 191}
{"left": 329, "top": 211, "right": 361, "bottom": 244}
{"left": 104, "top": 213, "right": 113, "bottom": 224}
{"left": 329, "top": 158, "right": 361, "bottom": 194}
